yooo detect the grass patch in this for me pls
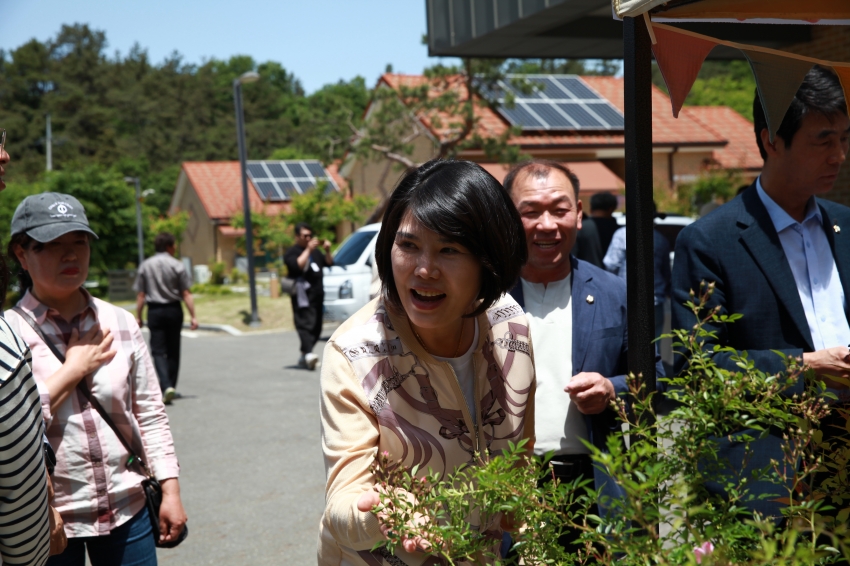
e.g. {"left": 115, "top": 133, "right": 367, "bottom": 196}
{"left": 189, "top": 293, "right": 294, "bottom": 332}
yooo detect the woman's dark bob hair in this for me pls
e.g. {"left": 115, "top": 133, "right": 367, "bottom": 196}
{"left": 375, "top": 159, "right": 527, "bottom": 318}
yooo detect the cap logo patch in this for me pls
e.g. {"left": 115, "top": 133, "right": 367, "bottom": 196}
{"left": 49, "top": 201, "right": 77, "bottom": 218}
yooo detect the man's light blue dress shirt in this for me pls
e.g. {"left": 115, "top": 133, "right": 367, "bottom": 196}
{"left": 756, "top": 177, "right": 850, "bottom": 351}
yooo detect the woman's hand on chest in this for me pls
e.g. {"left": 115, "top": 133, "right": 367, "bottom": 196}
{"left": 65, "top": 324, "right": 117, "bottom": 377}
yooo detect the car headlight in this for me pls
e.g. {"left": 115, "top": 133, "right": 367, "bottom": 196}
{"left": 339, "top": 279, "right": 353, "bottom": 300}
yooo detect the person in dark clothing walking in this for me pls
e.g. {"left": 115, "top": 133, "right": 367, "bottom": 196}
{"left": 134, "top": 232, "right": 198, "bottom": 404}
{"left": 284, "top": 223, "right": 333, "bottom": 370}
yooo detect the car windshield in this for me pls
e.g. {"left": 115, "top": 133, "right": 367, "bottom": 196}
{"left": 333, "top": 231, "right": 377, "bottom": 266}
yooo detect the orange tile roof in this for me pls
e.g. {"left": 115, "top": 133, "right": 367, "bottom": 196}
{"left": 478, "top": 161, "right": 624, "bottom": 193}
{"left": 182, "top": 162, "right": 289, "bottom": 221}
{"left": 682, "top": 106, "right": 763, "bottom": 170}
{"left": 582, "top": 76, "right": 726, "bottom": 146}
{"left": 326, "top": 160, "right": 348, "bottom": 193}
{"left": 378, "top": 73, "right": 728, "bottom": 149}
{"left": 218, "top": 226, "right": 246, "bottom": 237}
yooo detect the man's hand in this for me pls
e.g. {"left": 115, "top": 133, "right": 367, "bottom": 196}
{"left": 802, "top": 347, "right": 850, "bottom": 389}
{"left": 322, "top": 239, "right": 332, "bottom": 253}
{"left": 357, "top": 488, "right": 431, "bottom": 554}
{"left": 564, "top": 372, "right": 616, "bottom": 415}
{"left": 189, "top": 317, "right": 199, "bottom": 331}
{"left": 157, "top": 478, "right": 187, "bottom": 544}
{"left": 307, "top": 237, "right": 320, "bottom": 251}
{"left": 46, "top": 473, "right": 66, "bottom": 555}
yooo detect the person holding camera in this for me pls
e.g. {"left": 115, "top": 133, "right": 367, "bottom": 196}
{"left": 284, "top": 223, "right": 334, "bottom": 370}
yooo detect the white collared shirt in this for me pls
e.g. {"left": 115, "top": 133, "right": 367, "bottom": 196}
{"left": 521, "top": 274, "right": 589, "bottom": 455}
{"left": 756, "top": 177, "right": 850, "bottom": 351}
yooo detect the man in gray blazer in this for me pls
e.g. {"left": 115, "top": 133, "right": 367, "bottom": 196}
{"left": 672, "top": 65, "right": 850, "bottom": 518}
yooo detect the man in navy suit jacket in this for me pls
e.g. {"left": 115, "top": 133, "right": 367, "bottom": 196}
{"left": 504, "top": 160, "right": 663, "bottom": 553}
{"left": 672, "top": 66, "right": 850, "bottom": 519}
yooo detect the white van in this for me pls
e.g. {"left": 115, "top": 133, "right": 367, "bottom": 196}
{"left": 323, "top": 223, "right": 381, "bottom": 323}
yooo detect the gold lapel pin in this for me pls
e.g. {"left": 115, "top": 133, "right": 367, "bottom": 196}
{"left": 586, "top": 295, "right": 595, "bottom": 304}
{"left": 835, "top": 225, "right": 841, "bottom": 233}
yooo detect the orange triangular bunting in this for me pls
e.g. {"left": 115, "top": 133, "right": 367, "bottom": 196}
{"left": 833, "top": 66, "right": 850, "bottom": 118}
{"left": 743, "top": 50, "right": 813, "bottom": 142}
{"left": 651, "top": 25, "right": 718, "bottom": 118}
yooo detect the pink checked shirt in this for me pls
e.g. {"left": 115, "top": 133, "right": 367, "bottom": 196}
{"left": 6, "top": 290, "right": 180, "bottom": 538}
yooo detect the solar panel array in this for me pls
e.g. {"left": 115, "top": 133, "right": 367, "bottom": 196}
{"left": 493, "top": 75, "right": 625, "bottom": 131}
{"left": 246, "top": 160, "right": 339, "bottom": 202}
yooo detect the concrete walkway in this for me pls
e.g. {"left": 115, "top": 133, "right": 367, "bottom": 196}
{"left": 154, "top": 328, "right": 331, "bottom": 564}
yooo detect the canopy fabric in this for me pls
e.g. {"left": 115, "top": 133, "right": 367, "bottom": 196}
{"left": 614, "top": 0, "right": 850, "bottom": 21}
{"left": 742, "top": 51, "right": 814, "bottom": 142}
{"left": 651, "top": 26, "right": 717, "bottom": 119}
{"left": 649, "top": 22, "right": 850, "bottom": 141}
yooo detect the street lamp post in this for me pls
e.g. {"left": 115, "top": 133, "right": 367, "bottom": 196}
{"left": 124, "top": 176, "right": 145, "bottom": 267}
{"left": 233, "top": 71, "right": 261, "bottom": 327}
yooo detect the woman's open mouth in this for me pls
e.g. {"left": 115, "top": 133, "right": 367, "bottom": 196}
{"left": 410, "top": 288, "right": 446, "bottom": 309}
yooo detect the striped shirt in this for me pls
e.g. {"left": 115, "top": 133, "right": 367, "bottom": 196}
{"left": 0, "top": 316, "right": 50, "bottom": 565}
{"left": 6, "top": 290, "right": 180, "bottom": 538}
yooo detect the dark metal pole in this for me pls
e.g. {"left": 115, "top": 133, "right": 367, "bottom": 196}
{"left": 623, "top": 16, "right": 656, "bottom": 406}
{"left": 234, "top": 79, "right": 260, "bottom": 327}
{"left": 133, "top": 178, "right": 144, "bottom": 267}
{"left": 45, "top": 113, "right": 53, "bottom": 172}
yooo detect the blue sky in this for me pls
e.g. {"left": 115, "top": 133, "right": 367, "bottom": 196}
{"left": 0, "top": 0, "right": 458, "bottom": 93}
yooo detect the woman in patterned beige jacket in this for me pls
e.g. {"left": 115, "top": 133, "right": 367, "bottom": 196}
{"left": 319, "top": 160, "right": 536, "bottom": 566}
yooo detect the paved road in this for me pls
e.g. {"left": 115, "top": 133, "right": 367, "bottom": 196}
{"left": 154, "top": 328, "right": 332, "bottom": 565}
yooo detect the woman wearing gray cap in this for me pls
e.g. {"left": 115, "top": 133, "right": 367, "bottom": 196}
{"left": 5, "top": 192, "right": 187, "bottom": 566}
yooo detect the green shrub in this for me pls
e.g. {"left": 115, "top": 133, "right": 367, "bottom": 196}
{"left": 189, "top": 283, "right": 233, "bottom": 296}
{"left": 209, "top": 261, "right": 227, "bottom": 285}
{"left": 229, "top": 268, "right": 247, "bottom": 285}
{"left": 367, "top": 283, "right": 850, "bottom": 565}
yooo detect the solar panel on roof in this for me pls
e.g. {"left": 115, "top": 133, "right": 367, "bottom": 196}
{"left": 245, "top": 159, "right": 339, "bottom": 202}
{"left": 585, "top": 103, "right": 625, "bottom": 128}
{"left": 534, "top": 78, "right": 572, "bottom": 100}
{"left": 526, "top": 102, "right": 576, "bottom": 128}
{"left": 554, "top": 77, "right": 598, "bottom": 100}
{"left": 278, "top": 181, "right": 296, "bottom": 198}
{"left": 255, "top": 181, "right": 279, "bottom": 200}
{"left": 500, "top": 103, "right": 545, "bottom": 129}
{"left": 297, "top": 180, "right": 315, "bottom": 193}
{"left": 493, "top": 74, "right": 624, "bottom": 131}
{"left": 266, "top": 162, "right": 286, "bottom": 178}
{"left": 287, "top": 162, "right": 307, "bottom": 178}
{"left": 555, "top": 103, "right": 606, "bottom": 128}
{"left": 306, "top": 162, "right": 326, "bottom": 178}
{"left": 247, "top": 163, "right": 267, "bottom": 178}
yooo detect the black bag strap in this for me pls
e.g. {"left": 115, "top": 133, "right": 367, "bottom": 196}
{"left": 11, "top": 306, "right": 151, "bottom": 476}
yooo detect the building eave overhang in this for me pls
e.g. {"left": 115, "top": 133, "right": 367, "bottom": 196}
{"left": 426, "top": 0, "right": 812, "bottom": 60}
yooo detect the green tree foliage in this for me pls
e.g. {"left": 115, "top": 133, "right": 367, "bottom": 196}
{"left": 148, "top": 211, "right": 190, "bottom": 255}
{"left": 653, "top": 60, "right": 757, "bottom": 121}
{"left": 686, "top": 61, "right": 757, "bottom": 121}
{"left": 504, "top": 58, "right": 621, "bottom": 76}
{"left": 231, "top": 182, "right": 376, "bottom": 261}
{"left": 230, "top": 209, "right": 292, "bottom": 262}
{"left": 656, "top": 168, "right": 744, "bottom": 215}
{"left": 287, "top": 182, "right": 375, "bottom": 242}
{"left": 0, "top": 165, "right": 152, "bottom": 284}
{"left": 0, "top": 24, "right": 370, "bottom": 215}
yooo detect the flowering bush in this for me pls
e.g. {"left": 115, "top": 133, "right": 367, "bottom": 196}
{"left": 367, "top": 283, "right": 850, "bottom": 565}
